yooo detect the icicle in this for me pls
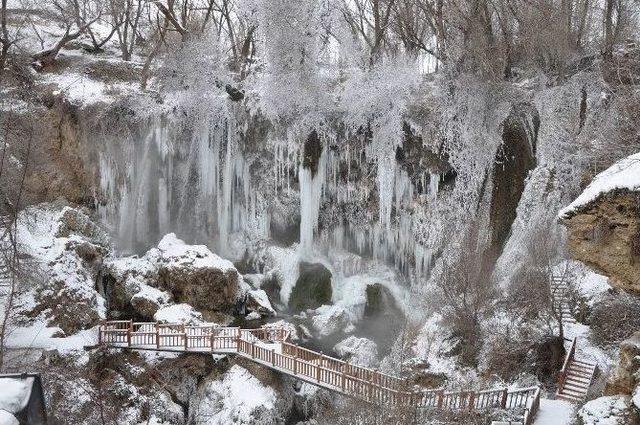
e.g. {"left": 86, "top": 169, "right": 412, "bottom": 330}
{"left": 299, "top": 145, "right": 327, "bottom": 253}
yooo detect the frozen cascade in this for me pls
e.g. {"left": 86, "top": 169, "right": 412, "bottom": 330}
{"left": 97, "top": 109, "right": 443, "bottom": 282}
{"left": 98, "top": 113, "right": 269, "bottom": 255}
{"left": 299, "top": 147, "right": 327, "bottom": 253}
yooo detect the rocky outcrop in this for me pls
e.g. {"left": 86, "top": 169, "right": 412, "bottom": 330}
{"left": 560, "top": 152, "right": 640, "bottom": 293}
{"left": 17, "top": 204, "right": 108, "bottom": 334}
{"left": 562, "top": 191, "right": 640, "bottom": 293}
{"left": 189, "top": 365, "right": 279, "bottom": 424}
{"left": 606, "top": 331, "right": 640, "bottom": 395}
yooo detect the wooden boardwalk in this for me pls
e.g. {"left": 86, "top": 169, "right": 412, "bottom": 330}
{"left": 99, "top": 321, "right": 541, "bottom": 423}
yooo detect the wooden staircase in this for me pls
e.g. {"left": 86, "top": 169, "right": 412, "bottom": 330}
{"left": 551, "top": 276, "right": 576, "bottom": 325}
{"left": 556, "top": 337, "right": 597, "bottom": 402}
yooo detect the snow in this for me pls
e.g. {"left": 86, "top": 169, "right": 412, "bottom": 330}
{"left": 559, "top": 152, "right": 640, "bottom": 218}
{"left": 245, "top": 312, "right": 261, "bottom": 321}
{"left": 262, "top": 320, "right": 299, "bottom": 341}
{"left": 154, "top": 304, "right": 203, "bottom": 324}
{"left": 310, "top": 305, "right": 353, "bottom": 337}
{"left": 42, "top": 72, "right": 138, "bottom": 106}
{"left": 578, "top": 395, "right": 634, "bottom": 424}
{"left": 158, "top": 233, "right": 236, "bottom": 272}
{"left": 0, "top": 411, "right": 18, "bottom": 425}
{"left": 0, "top": 410, "right": 20, "bottom": 425}
{"left": 534, "top": 399, "right": 575, "bottom": 425}
{"left": 0, "top": 378, "right": 32, "bottom": 414}
{"left": 576, "top": 270, "right": 612, "bottom": 302}
{"left": 412, "top": 313, "right": 457, "bottom": 374}
{"left": 193, "top": 365, "right": 276, "bottom": 425}
{"left": 131, "top": 284, "right": 170, "bottom": 307}
{"left": 6, "top": 320, "right": 98, "bottom": 354}
{"left": 334, "top": 336, "right": 379, "bottom": 367}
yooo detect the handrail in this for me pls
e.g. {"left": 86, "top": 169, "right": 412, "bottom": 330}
{"left": 557, "top": 337, "right": 577, "bottom": 392}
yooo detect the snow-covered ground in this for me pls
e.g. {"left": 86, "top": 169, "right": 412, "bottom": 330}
{"left": 534, "top": 399, "right": 575, "bottom": 425}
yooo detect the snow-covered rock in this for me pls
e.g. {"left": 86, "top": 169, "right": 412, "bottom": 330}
{"left": 411, "top": 313, "right": 457, "bottom": 375}
{"left": 310, "top": 305, "right": 353, "bottom": 337}
{"left": 190, "top": 365, "right": 277, "bottom": 424}
{"left": 606, "top": 331, "right": 640, "bottom": 395}
{"left": 578, "top": 395, "right": 639, "bottom": 424}
{"left": 16, "top": 204, "right": 107, "bottom": 334}
{"left": 154, "top": 303, "right": 203, "bottom": 324}
{"left": 262, "top": 320, "right": 299, "bottom": 341}
{"left": 334, "top": 336, "right": 378, "bottom": 367}
{"left": 559, "top": 152, "right": 640, "bottom": 218}
{"left": 560, "top": 152, "right": 640, "bottom": 293}
{"left": 130, "top": 284, "right": 171, "bottom": 318}
{"left": 105, "top": 233, "right": 241, "bottom": 317}
{"left": 157, "top": 233, "right": 241, "bottom": 312}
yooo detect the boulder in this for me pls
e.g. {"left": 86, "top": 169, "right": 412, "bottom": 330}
{"left": 103, "top": 250, "right": 165, "bottom": 319}
{"left": 606, "top": 331, "right": 640, "bottom": 395}
{"left": 289, "top": 262, "right": 332, "bottom": 311}
{"left": 310, "top": 305, "right": 352, "bottom": 337}
{"left": 130, "top": 284, "right": 171, "bottom": 319}
{"left": 334, "top": 336, "right": 378, "bottom": 367}
{"left": 157, "top": 234, "right": 240, "bottom": 313}
{"left": 578, "top": 395, "right": 640, "bottom": 425}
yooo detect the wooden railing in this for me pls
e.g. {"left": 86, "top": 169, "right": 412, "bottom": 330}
{"left": 98, "top": 320, "right": 541, "bottom": 418}
{"left": 557, "top": 337, "right": 577, "bottom": 393}
{"left": 522, "top": 386, "right": 542, "bottom": 425}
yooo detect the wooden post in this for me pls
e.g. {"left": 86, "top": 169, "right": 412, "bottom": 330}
{"left": 293, "top": 350, "right": 298, "bottom": 375}
{"left": 341, "top": 370, "right": 346, "bottom": 392}
{"left": 500, "top": 388, "right": 508, "bottom": 409}
{"left": 251, "top": 341, "right": 255, "bottom": 359}
{"left": 98, "top": 323, "right": 102, "bottom": 345}
{"left": 127, "top": 320, "right": 132, "bottom": 347}
{"left": 437, "top": 390, "right": 444, "bottom": 408}
{"left": 468, "top": 391, "right": 476, "bottom": 410}
{"left": 210, "top": 334, "right": 215, "bottom": 352}
{"left": 183, "top": 326, "right": 188, "bottom": 350}
{"left": 271, "top": 348, "right": 275, "bottom": 366}
{"left": 156, "top": 324, "right": 160, "bottom": 349}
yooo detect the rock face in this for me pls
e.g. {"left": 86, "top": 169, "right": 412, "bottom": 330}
{"left": 606, "top": 331, "right": 640, "bottom": 395}
{"left": 562, "top": 191, "right": 640, "bottom": 293}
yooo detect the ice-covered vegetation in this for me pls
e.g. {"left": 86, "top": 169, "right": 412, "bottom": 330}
{"left": 1, "top": 0, "right": 640, "bottom": 423}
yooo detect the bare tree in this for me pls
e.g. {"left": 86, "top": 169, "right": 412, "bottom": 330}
{"left": 0, "top": 0, "right": 17, "bottom": 82}
{"left": 32, "top": 0, "right": 101, "bottom": 68}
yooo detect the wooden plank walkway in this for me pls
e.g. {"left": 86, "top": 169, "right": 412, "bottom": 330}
{"left": 99, "top": 320, "right": 542, "bottom": 422}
